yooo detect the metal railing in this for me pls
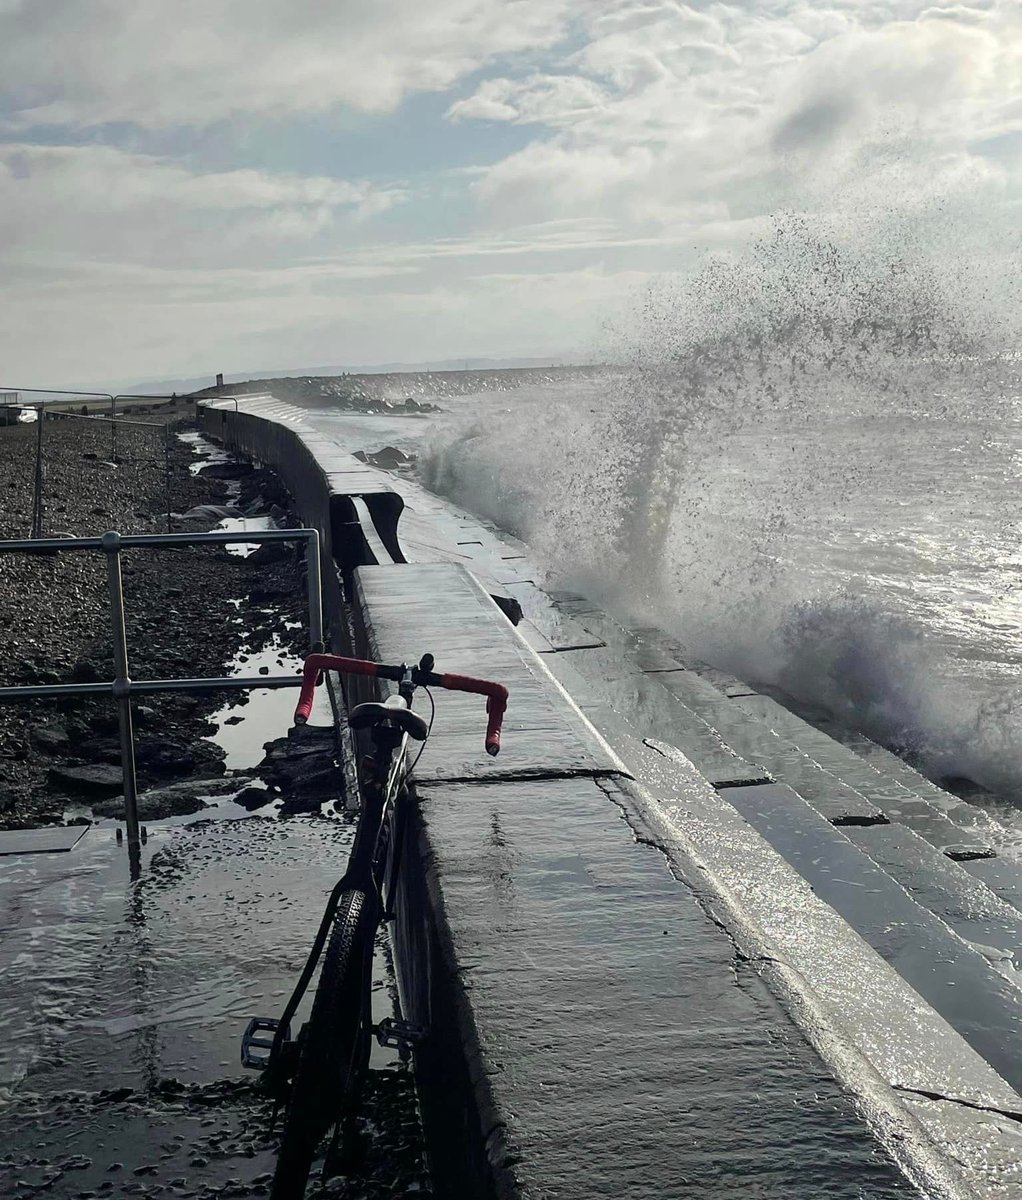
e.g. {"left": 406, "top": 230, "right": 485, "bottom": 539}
{"left": 0, "top": 386, "right": 183, "bottom": 460}
{"left": 26, "top": 408, "right": 173, "bottom": 538}
{"left": 0, "top": 528, "right": 324, "bottom": 872}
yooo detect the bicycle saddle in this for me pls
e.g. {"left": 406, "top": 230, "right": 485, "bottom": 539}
{"left": 350, "top": 701, "right": 429, "bottom": 741}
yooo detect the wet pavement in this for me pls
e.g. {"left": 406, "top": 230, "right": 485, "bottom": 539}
{"left": 7, "top": 393, "right": 1022, "bottom": 1198}
{"left": 0, "top": 814, "right": 429, "bottom": 1199}
{"left": 289, "top": 398, "right": 1022, "bottom": 1196}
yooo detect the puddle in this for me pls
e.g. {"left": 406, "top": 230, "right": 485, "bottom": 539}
{"left": 211, "top": 513, "right": 277, "bottom": 557}
{"left": 176, "top": 428, "right": 232, "bottom": 476}
{"left": 207, "top": 631, "right": 329, "bottom": 772}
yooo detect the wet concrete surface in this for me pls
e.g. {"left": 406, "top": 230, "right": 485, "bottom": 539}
{"left": 192, "top": 398, "right": 1022, "bottom": 1193}
{"left": 414, "top": 773, "right": 922, "bottom": 1198}
{"left": 0, "top": 815, "right": 429, "bottom": 1199}
{"left": 353, "top": 560, "right": 929, "bottom": 1196}
{"left": 723, "top": 782, "right": 1022, "bottom": 1095}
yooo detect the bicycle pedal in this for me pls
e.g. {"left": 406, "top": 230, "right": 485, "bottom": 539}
{"left": 241, "top": 1017, "right": 290, "bottom": 1070}
{"left": 374, "top": 1017, "right": 427, "bottom": 1053}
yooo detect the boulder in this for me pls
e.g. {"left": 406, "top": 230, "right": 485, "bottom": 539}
{"left": 91, "top": 776, "right": 238, "bottom": 820}
{"left": 234, "top": 786, "right": 273, "bottom": 811}
{"left": 48, "top": 763, "right": 123, "bottom": 794}
{"left": 71, "top": 659, "right": 103, "bottom": 683}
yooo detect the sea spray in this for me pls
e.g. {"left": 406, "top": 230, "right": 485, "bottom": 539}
{"left": 420, "top": 212, "right": 1022, "bottom": 799}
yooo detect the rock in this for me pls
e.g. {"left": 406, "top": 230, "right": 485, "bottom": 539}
{"left": 91, "top": 786, "right": 209, "bottom": 821}
{"left": 86, "top": 711, "right": 120, "bottom": 736}
{"left": 279, "top": 795, "right": 323, "bottom": 816}
{"left": 246, "top": 541, "right": 290, "bottom": 567}
{"left": 234, "top": 786, "right": 272, "bottom": 811}
{"left": 16, "top": 658, "right": 39, "bottom": 683}
{"left": 355, "top": 446, "right": 414, "bottom": 471}
{"left": 175, "top": 504, "right": 243, "bottom": 523}
{"left": 48, "top": 763, "right": 123, "bottom": 794}
{"left": 31, "top": 723, "right": 70, "bottom": 753}
{"left": 71, "top": 659, "right": 102, "bottom": 683}
{"left": 259, "top": 727, "right": 340, "bottom": 797}
{"left": 135, "top": 738, "right": 226, "bottom": 778}
{"left": 197, "top": 462, "right": 253, "bottom": 480}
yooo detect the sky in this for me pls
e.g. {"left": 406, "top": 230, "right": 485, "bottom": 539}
{"left": 0, "top": 0, "right": 1019, "bottom": 389}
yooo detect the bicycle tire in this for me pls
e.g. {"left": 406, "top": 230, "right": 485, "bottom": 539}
{"left": 270, "top": 888, "right": 377, "bottom": 1200}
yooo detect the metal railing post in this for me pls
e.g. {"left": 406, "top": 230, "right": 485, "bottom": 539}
{"left": 31, "top": 406, "right": 44, "bottom": 539}
{"left": 164, "top": 426, "right": 172, "bottom": 533}
{"left": 305, "top": 529, "right": 324, "bottom": 651}
{"left": 109, "top": 395, "right": 117, "bottom": 461}
{"left": 102, "top": 530, "right": 141, "bottom": 857}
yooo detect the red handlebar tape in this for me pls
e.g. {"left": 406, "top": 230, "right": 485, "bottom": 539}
{"left": 439, "top": 673, "right": 509, "bottom": 757}
{"left": 293, "top": 654, "right": 508, "bottom": 756}
{"left": 293, "top": 654, "right": 378, "bottom": 724}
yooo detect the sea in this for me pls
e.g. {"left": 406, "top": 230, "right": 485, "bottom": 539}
{"left": 307, "top": 226, "right": 1022, "bottom": 838}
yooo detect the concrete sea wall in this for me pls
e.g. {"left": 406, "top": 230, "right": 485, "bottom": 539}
{"left": 201, "top": 397, "right": 1022, "bottom": 1200}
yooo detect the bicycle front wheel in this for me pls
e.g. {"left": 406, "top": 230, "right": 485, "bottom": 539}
{"left": 271, "top": 888, "right": 377, "bottom": 1200}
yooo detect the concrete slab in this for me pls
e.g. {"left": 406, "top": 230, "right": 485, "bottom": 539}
{"left": 844, "top": 823, "right": 1022, "bottom": 976}
{"left": 410, "top": 773, "right": 920, "bottom": 1199}
{"left": 500, "top": 579, "right": 606, "bottom": 650}
{"left": 354, "top": 562, "right": 625, "bottom": 784}
{"left": 731, "top": 695, "right": 994, "bottom": 856}
{"left": 647, "top": 671, "right": 886, "bottom": 825}
{"left": 535, "top": 646, "right": 769, "bottom": 788}
{"left": 0, "top": 825, "right": 88, "bottom": 855}
{"left": 804, "top": 715, "right": 1000, "bottom": 835}
{"left": 722, "top": 783, "right": 1022, "bottom": 1095}
{"left": 580, "top": 739, "right": 1022, "bottom": 1200}
{"left": 901, "top": 1096, "right": 1022, "bottom": 1200}
{"left": 962, "top": 856, "right": 1022, "bottom": 919}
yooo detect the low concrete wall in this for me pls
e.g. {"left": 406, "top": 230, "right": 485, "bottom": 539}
{"left": 199, "top": 398, "right": 404, "bottom": 633}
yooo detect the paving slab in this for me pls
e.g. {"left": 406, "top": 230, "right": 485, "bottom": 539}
{"left": 632, "top": 670, "right": 887, "bottom": 825}
{"left": 354, "top": 562, "right": 624, "bottom": 784}
{"left": 412, "top": 773, "right": 921, "bottom": 1199}
{"left": 731, "top": 694, "right": 994, "bottom": 856}
{"left": 962, "top": 855, "right": 1022, "bottom": 919}
{"left": 538, "top": 644, "right": 768, "bottom": 787}
{"left": 900, "top": 1097, "right": 1022, "bottom": 1200}
{"left": 722, "top": 783, "right": 1022, "bottom": 1094}
{"left": 803, "top": 714, "right": 1001, "bottom": 835}
{"left": 843, "top": 823, "right": 1022, "bottom": 977}
{"left": 0, "top": 825, "right": 88, "bottom": 855}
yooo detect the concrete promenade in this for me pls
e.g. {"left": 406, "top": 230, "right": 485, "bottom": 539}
{"left": 198, "top": 395, "right": 1022, "bottom": 1199}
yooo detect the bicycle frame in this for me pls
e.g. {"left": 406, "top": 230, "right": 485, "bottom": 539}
{"left": 265, "top": 708, "right": 413, "bottom": 1083}
{"left": 246, "top": 652, "right": 507, "bottom": 1196}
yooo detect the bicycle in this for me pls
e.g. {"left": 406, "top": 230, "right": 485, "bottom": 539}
{"left": 241, "top": 651, "right": 509, "bottom": 1200}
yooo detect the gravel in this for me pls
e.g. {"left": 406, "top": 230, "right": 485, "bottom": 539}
{"left": 0, "top": 401, "right": 309, "bottom": 829}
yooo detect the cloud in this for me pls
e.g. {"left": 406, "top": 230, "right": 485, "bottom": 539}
{"left": 0, "top": 142, "right": 405, "bottom": 268}
{"left": 0, "top": 0, "right": 577, "bottom": 130}
{"left": 456, "top": 0, "right": 1022, "bottom": 232}
{"left": 1, "top": 0, "right": 1020, "bottom": 385}
{"left": 447, "top": 74, "right": 610, "bottom": 126}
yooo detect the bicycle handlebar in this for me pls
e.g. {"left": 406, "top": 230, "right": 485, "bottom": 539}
{"left": 293, "top": 653, "right": 509, "bottom": 756}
